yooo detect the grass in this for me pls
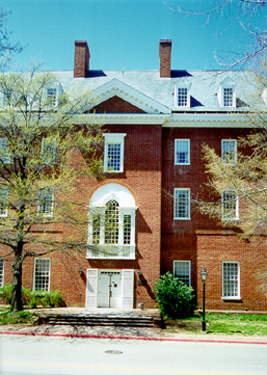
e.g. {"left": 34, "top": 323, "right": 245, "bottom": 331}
{"left": 164, "top": 313, "right": 267, "bottom": 336}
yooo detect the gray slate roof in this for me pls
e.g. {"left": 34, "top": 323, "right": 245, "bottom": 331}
{"left": 53, "top": 70, "right": 265, "bottom": 113}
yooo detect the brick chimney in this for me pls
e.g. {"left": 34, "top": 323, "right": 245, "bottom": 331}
{"left": 74, "top": 40, "right": 90, "bottom": 78}
{"left": 159, "top": 39, "right": 172, "bottom": 78}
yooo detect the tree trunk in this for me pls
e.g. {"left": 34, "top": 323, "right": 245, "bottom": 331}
{"left": 11, "top": 256, "right": 23, "bottom": 312}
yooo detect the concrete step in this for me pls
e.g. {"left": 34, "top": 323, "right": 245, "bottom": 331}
{"left": 40, "top": 314, "right": 158, "bottom": 328}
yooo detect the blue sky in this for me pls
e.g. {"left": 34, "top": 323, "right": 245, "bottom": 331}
{"left": 2, "top": 0, "right": 267, "bottom": 72}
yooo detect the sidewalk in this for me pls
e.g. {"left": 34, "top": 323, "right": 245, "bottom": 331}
{"left": 1, "top": 307, "right": 267, "bottom": 345}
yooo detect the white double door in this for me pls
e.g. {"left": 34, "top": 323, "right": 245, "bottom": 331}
{"left": 98, "top": 271, "right": 122, "bottom": 308}
{"left": 86, "top": 269, "right": 134, "bottom": 309}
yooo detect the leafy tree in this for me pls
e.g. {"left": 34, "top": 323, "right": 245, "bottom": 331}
{"left": 0, "top": 68, "right": 103, "bottom": 312}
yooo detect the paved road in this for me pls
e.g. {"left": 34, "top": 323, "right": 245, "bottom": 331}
{"left": 1, "top": 335, "right": 267, "bottom": 375}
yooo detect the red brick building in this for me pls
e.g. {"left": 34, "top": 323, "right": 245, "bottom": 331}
{"left": 1, "top": 40, "right": 266, "bottom": 312}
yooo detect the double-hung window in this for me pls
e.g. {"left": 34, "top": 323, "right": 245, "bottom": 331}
{"left": 0, "top": 258, "right": 4, "bottom": 287}
{"left": 222, "top": 190, "right": 238, "bottom": 220}
{"left": 222, "top": 262, "right": 240, "bottom": 299}
{"left": 38, "top": 187, "right": 54, "bottom": 217}
{"left": 41, "top": 138, "right": 56, "bottom": 164}
{"left": 104, "top": 133, "right": 126, "bottom": 173}
{"left": 173, "top": 260, "right": 191, "bottom": 287}
{"left": 222, "top": 139, "right": 237, "bottom": 164}
{"left": 175, "top": 139, "right": 190, "bottom": 165}
{"left": 33, "top": 258, "right": 50, "bottom": 291}
{"left": 218, "top": 78, "right": 236, "bottom": 108}
{"left": 0, "top": 138, "right": 10, "bottom": 164}
{"left": 0, "top": 187, "right": 8, "bottom": 217}
{"left": 174, "top": 188, "right": 190, "bottom": 220}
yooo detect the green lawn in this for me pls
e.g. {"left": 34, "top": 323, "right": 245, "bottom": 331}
{"left": 164, "top": 313, "right": 267, "bottom": 336}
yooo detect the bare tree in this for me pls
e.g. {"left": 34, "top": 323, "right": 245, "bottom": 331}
{"left": 0, "top": 8, "right": 22, "bottom": 62}
{"left": 166, "top": 0, "right": 267, "bottom": 69}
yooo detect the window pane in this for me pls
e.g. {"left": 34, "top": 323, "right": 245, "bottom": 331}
{"left": 34, "top": 259, "right": 50, "bottom": 291}
{"left": 107, "top": 144, "right": 121, "bottom": 171}
{"left": 222, "top": 191, "right": 237, "bottom": 219}
{"left": 105, "top": 200, "right": 119, "bottom": 244}
{"left": 0, "top": 188, "right": 8, "bottom": 216}
{"left": 175, "top": 140, "right": 189, "bottom": 164}
{"left": 92, "top": 213, "right": 100, "bottom": 244}
{"left": 123, "top": 215, "right": 131, "bottom": 245}
{"left": 174, "top": 189, "right": 190, "bottom": 219}
{"left": 222, "top": 140, "right": 236, "bottom": 163}
{"left": 38, "top": 188, "right": 54, "bottom": 216}
{"left": 174, "top": 261, "right": 190, "bottom": 286}
{"left": 223, "top": 88, "right": 233, "bottom": 107}
{"left": 41, "top": 138, "right": 56, "bottom": 164}
{"left": 0, "top": 258, "right": 4, "bottom": 287}
{"left": 223, "top": 262, "right": 239, "bottom": 297}
{"left": 0, "top": 138, "right": 10, "bottom": 164}
{"left": 177, "top": 88, "right": 188, "bottom": 106}
{"left": 47, "top": 88, "right": 57, "bottom": 106}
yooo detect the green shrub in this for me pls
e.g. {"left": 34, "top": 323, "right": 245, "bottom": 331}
{"left": 0, "top": 310, "right": 34, "bottom": 325}
{"left": 153, "top": 272, "right": 196, "bottom": 319}
{"left": 0, "top": 284, "right": 65, "bottom": 308}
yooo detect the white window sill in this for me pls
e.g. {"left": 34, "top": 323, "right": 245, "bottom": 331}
{"left": 221, "top": 297, "right": 241, "bottom": 301}
{"left": 87, "top": 245, "right": 135, "bottom": 260}
{"left": 174, "top": 163, "right": 190, "bottom": 166}
{"left": 174, "top": 217, "right": 191, "bottom": 221}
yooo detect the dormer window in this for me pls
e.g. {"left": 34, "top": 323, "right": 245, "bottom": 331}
{"left": 218, "top": 78, "right": 236, "bottom": 108}
{"left": 47, "top": 88, "right": 58, "bottom": 107}
{"left": 174, "top": 79, "right": 191, "bottom": 108}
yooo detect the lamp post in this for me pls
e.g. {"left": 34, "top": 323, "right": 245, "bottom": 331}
{"left": 200, "top": 267, "right": 208, "bottom": 332}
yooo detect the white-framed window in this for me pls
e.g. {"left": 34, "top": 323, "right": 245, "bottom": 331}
{"left": 222, "top": 139, "right": 237, "bottom": 164}
{"left": 41, "top": 138, "right": 56, "bottom": 164}
{"left": 38, "top": 187, "right": 54, "bottom": 217}
{"left": 47, "top": 88, "right": 58, "bottom": 107}
{"left": 0, "top": 187, "right": 8, "bottom": 217}
{"left": 0, "top": 138, "right": 10, "bottom": 164}
{"left": 88, "top": 183, "right": 136, "bottom": 259}
{"left": 222, "top": 190, "right": 238, "bottom": 220}
{"left": 0, "top": 258, "right": 4, "bottom": 287}
{"left": 175, "top": 139, "right": 190, "bottom": 165}
{"left": 174, "top": 80, "right": 191, "bottom": 108}
{"left": 33, "top": 258, "right": 50, "bottom": 291}
{"left": 174, "top": 188, "right": 190, "bottom": 220}
{"left": 173, "top": 260, "right": 191, "bottom": 286}
{"left": 218, "top": 78, "right": 236, "bottom": 108}
{"left": 222, "top": 262, "right": 240, "bottom": 299}
{"left": 103, "top": 133, "right": 126, "bottom": 173}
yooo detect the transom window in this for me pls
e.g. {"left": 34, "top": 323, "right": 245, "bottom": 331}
{"left": 33, "top": 258, "right": 50, "bottom": 291}
{"left": 175, "top": 139, "right": 190, "bottom": 165}
{"left": 222, "top": 139, "right": 237, "bottom": 164}
{"left": 38, "top": 187, "right": 54, "bottom": 217}
{"left": 0, "top": 258, "right": 4, "bottom": 287}
{"left": 222, "top": 190, "right": 238, "bottom": 220}
{"left": 104, "top": 133, "right": 126, "bottom": 173}
{"left": 222, "top": 262, "right": 240, "bottom": 298}
{"left": 174, "top": 188, "right": 190, "bottom": 220}
{"left": 0, "top": 187, "right": 8, "bottom": 217}
{"left": 173, "top": 261, "right": 191, "bottom": 287}
{"left": 88, "top": 183, "right": 136, "bottom": 259}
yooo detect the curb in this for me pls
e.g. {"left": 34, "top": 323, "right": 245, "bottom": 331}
{"left": 1, "top": 330, "right": 267, "bottom": 345}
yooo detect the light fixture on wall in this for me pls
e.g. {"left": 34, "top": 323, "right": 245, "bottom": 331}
{"left": 79, "top": 267, "right": 83, "bottom": 277}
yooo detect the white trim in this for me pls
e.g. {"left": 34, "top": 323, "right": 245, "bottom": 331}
{"left": 174, "top": 80, "right": 191, "bottom": 108}
{"left": 103, "top": 133, "right": 126, "bottom": 173}
{"left": 174, "top": 188, "right": 191, "bottom": 220}
{"left": 174, "top": 139, "right": 190, "bottom": 165}
{"left": 0, "top": 257, "right": 4, "bottom": 288}
{"left": 222, "top": 190, "right": 239, "bottom": 221}
{"left": 87, "top": 79, "right": 171, "bottom": 114}
{"left": 222, "top": 261, "right": 240, "bottom": 299}
{"left": 33, "top": 258, "right": 51, "bottom": 292}
{"left": 218, "top": 78, "right": 237, "bottom": 108}
{"left": 173, "top": 260, "right": 191, "bottom": 286}
{"left": 221, "top": 139, "right": 237, "bottom": 164}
